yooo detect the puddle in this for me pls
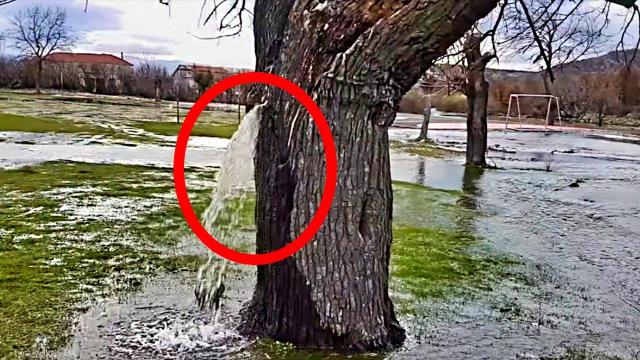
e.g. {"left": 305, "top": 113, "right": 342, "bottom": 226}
{"left": 58, "top": 270, "right": 254, "bottom": 360}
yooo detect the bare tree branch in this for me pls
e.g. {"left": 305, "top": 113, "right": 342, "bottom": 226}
{"left": 160, "top": 0, "right": 251, "bottom": 39}
{"left": 615, "top": 4, "right": 640, "bottom": 67}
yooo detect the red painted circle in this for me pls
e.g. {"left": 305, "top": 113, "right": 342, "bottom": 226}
{"left": 173, "top": 72, "right": 338, "bottom": 266}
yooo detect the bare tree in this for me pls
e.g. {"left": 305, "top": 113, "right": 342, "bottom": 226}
{"left": 464, "top": 34, "right": 495, "bottom": 166}
{"left": 418, "top": 96, "right": 432, "bottom": 141}
{"left": 426, "top": 27, "right": 496, "bottom": 166}
{"left": 8, "top": 6, "right": 77, "bottom": 93}
{"left": 501, "top": 0, "right": 609, "bottom": 124}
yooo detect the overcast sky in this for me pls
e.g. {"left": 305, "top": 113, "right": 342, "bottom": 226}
{"left": 0, "top": 0, "right": 637, "bottom": 72}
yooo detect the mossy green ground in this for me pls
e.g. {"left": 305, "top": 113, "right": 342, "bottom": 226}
{"left": 0, "top": 162, "right": 215, "bottom": 358}
{"left": 0, "top": 113, "right": 116, "bottom": 136}
{"left": 391, "top": 140, "right": 461, "bottom": 158}
{"left": 0, "top": 161, "right": 516, "bottom": 358}
{"left": 135, "top": 121, "right": 238, "bottom": 139}
{"left": 390, "top": 181, "right": 517, "bottom": 307}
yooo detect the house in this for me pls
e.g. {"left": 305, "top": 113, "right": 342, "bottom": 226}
{"left": 173, "top": 64, "right": 233, "bottom": 90}
{"left": 172, "top": 64, "right": 251, "bottom": 103}
{"left": 44, "top": 52, "right": 134, "bottom": 92}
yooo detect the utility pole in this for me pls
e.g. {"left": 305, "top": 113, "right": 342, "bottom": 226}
{"left": 176, "top": 85, "right": 180, "bottom": 124}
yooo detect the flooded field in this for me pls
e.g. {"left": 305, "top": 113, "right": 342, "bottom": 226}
{"left": 1, "top": 93, "right": 639, "bottom": 359}
{"left": 0, "top": 91, "right": 242, "bottom": 146}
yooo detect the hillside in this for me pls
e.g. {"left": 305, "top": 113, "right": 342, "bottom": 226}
{"left": 486, "top": 49, "right": 639, "bottom": 81}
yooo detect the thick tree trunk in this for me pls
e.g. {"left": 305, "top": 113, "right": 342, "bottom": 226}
{"left": 464, "top": 35, "right": 491, "bottom": 167}
{"left": 242, "top": 0, "right": 498, "bottom": 351}
{"left": 418, "top": 97, "right": 432, "bottom": 141}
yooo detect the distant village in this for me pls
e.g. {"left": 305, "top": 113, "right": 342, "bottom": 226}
{"left": 1, "top": 48, "right": 639, "bottom": 125}
{"left": 0, "top": 50, "right": 252, "bottom": 104}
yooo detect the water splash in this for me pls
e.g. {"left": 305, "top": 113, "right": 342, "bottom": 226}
{"left": 195, "top": 105, "right": 262, "bottom": 315}
{"left": 109, "top": 310, "right": 245, "bottom": 358}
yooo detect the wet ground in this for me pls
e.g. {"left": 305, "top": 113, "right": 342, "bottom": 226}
{"left": 52, "top": 128, "right": 640, "bottom": 359}
{"left": 389, "top": 129, "right": 640, "bottom": 358}
{"left": 1, "top": 96, "right": 640, "bottom": 359}
{"left": 0, "top": 133, "right": 229, "bottom": 169}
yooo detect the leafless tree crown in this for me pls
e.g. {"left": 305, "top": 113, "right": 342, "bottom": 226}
{"left": 501, "top": 0, "right": 609, "bottom": 73}
{"left": 8, "top": 6, "right": 77, "bottom": 62}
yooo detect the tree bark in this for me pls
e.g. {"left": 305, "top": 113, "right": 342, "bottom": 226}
{"left": 541, "top": 71, "right": 557, "bottom": 125}
{"left": 242, "top": 0, "right": 498, "bottom": 351}
{"left": 464, "top": 34, "right": 492, "bottom": 167}
{"left": 36, "top": 60, "right": 43, "bottom": 94}
{"left": 418, "top": 97, "right": 432, "bottom": 141}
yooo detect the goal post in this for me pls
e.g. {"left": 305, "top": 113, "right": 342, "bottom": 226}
{"left": 504, "top": 94, "right": 562, "bottom": 131}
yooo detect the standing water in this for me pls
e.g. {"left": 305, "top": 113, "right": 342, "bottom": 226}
{"left": 59, "top": 122, "right": 640, "bottom": 358}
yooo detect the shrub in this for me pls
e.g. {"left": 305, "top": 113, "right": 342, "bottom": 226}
{"left": 433, "top": 93, "right": 467, "bottom": 114}
{"left": 399, "top": 89, "right": 430, "bottom": 114}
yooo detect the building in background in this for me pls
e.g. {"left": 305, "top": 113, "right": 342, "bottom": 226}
{"left": 172, "top": 64, "right": 251, "bottom": 103}
{"left": 44, "top": 52, "right": 134, "bottom": 93}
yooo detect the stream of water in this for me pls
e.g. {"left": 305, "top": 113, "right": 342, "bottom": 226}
{"left": 195, "top": 105, "right": 261, "bottom": 315}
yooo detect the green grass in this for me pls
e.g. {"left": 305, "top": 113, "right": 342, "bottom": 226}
{"left": 135, "top": 121, "right": 239, "bottom": 138}
{"left": 390, "top": 181, "right": 518, "bottom": 307}
{"left": 0, "top": 91, "right": 244, "bottom": 143}
{"left": 392, "top": 227, "right": 514, "bottom": 299}
{"left": 0, "top": 162, "right": 215, "bottom": 357}
{"left": 391, "top": 140, "right": 461, "bottom": 158}
{"left": 0, "top": 112, "right": 109, "bottom": 135}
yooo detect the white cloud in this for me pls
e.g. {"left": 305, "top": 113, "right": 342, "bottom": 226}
{"left": 74, "top": 0, "right": 255, "bottom": 68}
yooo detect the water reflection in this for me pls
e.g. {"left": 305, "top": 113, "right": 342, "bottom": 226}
{"left": 416, "top": 159, "right": 426, "bottom": 185}
{"left": 455, "top": 165, "right": 485, "bottom": 234}
{"left": 390, "top": 153, "right": 465, "bottom": 191}
{"left": 459, "top": 165, "right": 484, "bottom": 210}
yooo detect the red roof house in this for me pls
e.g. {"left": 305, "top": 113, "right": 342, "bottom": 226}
{"left": 43, "top": 52, "right": 134, "bottom": 92}
{"left": 44, "top": 52, "right": 134, "bottom": 67}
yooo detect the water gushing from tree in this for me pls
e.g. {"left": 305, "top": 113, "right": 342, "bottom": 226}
{"left": 195, "top": 105, "right": 262, "bottom": 317}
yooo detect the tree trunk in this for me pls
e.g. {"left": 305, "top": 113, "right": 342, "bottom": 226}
{"left": 418, "top": 97, "right": 432, "bottom": 141}
{"left": 541, "top": 71, "right": 556, "bottom": 125}
{"left": 464, "top": 34, "right": 491, "bottom": 167}
{"left": 242, "top": 0, "right": 498, "bottom": 351}
{"left": 597, "top": 103, "right": 605, "bottom": 127}
{"left": 36, "top": 60, "right": 43, "bottom": 94}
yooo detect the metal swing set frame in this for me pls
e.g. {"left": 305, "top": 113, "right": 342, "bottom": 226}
{"left": 504, "top": 94, "right": 563, "bottom": 131}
